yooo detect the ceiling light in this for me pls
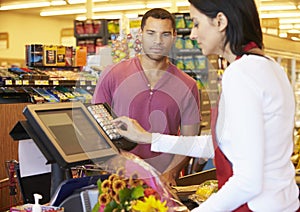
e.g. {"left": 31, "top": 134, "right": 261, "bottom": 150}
{"left": 146, "top": 3, "right": 171, "bottom": 8}
{"left": 291, "top": 37, "right": 300, "bottom": 41}
{"left": 51, "top": 0, "right": 67, "bottom": 6}
{"left": 0, "top": 1, "right": 50, "bottom": 10}
{"left": 288, "top": 29, "right": 300, "bottom": 33}
{"left": 176, "top": 2, "right": 190, "bottom": 7}
{"left": 260, "top": 5, "right": 297, "bottom": 11}
{"left": 261, "top": 12, "right": 300, "bottom": 19}
{"left": 40, "top": 8, "right": 86, "bottom": 16}
{"left": 279, "top": 24, "right": 300, "bottom": 30}
{"left": 40, "top": 3, "right": 146, "bottom": 16}
{"left": 76, "top": 14, "right": 122, "bottom": 20}
{"left": 126, "top": 13, "right": 139, "bottom": 18}
{"left": 279, "top": 33, "right": 287, "bottom": 38}
{"left": 67, "top": 0, "right": 108, "bottom": 4}
{"left": 68, "top": 0, "right": 85, "bottom": 3}
{"left": 93, "top": 4, "right": 145, "bottom": 12}
{"left": 76, "top": 12, "right": 139, "bottom": 21}
{"left": 280, "top": 19, "right": 300, "bottom": 24}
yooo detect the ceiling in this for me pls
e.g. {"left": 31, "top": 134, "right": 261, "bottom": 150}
{"left": 0, "top": 0, "right": 300, "bottom": 39}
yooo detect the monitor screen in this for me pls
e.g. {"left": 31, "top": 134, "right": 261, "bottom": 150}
{"left": 23, "top": 102, "right": 119, "bottom": 168}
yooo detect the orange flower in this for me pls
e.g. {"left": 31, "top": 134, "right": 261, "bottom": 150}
{"left": 112, "top": 191, "right": 120, "bottom": 204}
{"left": 113, "top": 179, "right": 126, "bottom": 192}
{"left": 128, "top": 173, "right": 143, "bottom": 187}
{"left": 109, "top": 174, "right": 120, "bottom": 182}
{"left": 109, "top": 187, "right": 117, "bottom": 199}
{"left": 98, "top": 193, "right": 111, "bottom": 205}
{"left": 101, "top": 179, "right": 111, "bottom": 193}
{"left": 129, "top": 178, "right": 144, "bottom": 188}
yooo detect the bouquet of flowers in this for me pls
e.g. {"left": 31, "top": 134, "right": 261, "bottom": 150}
{"left": 91, "top": 152, "right": 183, "bottom": 212}
{"left": 92, "top": 170, "right": 169, "bottom": 212}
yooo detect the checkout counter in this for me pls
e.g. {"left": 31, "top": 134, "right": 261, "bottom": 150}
{"left": 10, "top": 102, "right": 217, "bottom": 211}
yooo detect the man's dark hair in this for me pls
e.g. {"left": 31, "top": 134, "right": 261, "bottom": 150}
{"left": 141, "top": 8, "right": 176, "bottom": 32}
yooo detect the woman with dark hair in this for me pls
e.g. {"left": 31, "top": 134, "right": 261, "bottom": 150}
{"left": 113, "top": 0, "right": 300, "bottom": 211}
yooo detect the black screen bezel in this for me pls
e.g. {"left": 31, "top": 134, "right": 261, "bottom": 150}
{"left": 23, "top": 102, "right": 119, "bottom": 168}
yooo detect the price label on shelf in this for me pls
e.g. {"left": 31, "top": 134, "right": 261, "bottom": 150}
{"left": 41, "top": 80, "right": 49, "bottom": 85}
{"left": 5, "top": 80, "right": 13, "bottom": 85}
{"left": 91, "top": 80, "right": 97, "bottom": 86}
{"left": 53, "top": 80, "right": 59, "bottom": 85}
{"left": 35, "top": 80, "right": 49, "bottom": 85}
{"left": 23, "top": 80, "right": 29, "bottom": 85}
{"left": 15, "top": 80, "right": 22, "bottom": 85}
{"left": 80, "top": 81, "right": 86, "bottom": 86}
{"left": 34, "top": 80, "right": 41, "bottom": 85}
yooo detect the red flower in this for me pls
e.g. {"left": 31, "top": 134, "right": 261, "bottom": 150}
{"left": 144, "top": 187, "right": 159, "bottom": 199}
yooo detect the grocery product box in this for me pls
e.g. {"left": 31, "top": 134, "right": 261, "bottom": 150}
{"left": 74, "top": 46, "right": 87, "bottom": 67}
{"left": 43, "top": 45, "right": 57, "bottom": 66}
{"left": 26, "top": 44, "right": 43, "bottom": 67}
{"left": 65, "top": 46, "right": 73, "bottom": 66}
{"left": 56, "top": 46, "right": 66, "bottom": 66}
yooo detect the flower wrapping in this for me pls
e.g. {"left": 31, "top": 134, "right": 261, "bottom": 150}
{"left": 91, "top": 152, "right": 182, "bottom": 212}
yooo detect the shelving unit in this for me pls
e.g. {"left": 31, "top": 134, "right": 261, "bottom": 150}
{"left": 292, "top": 62, "right": 300, "bottom": 129}
{"left": 171, "top": 13, "right": 222, "bottom": 131}
{"left": 74, "top": 18, "right": 121, "bottom": 55}
{"left": 1, "top": 78, "right": 97, "bottom": 87}
{"left": 0, "top": 65, "right": 97, "bottom": 105}
{"left": 74, "top": 19, "right": 109, "bottom": 55}
{"left": 106, "top": 19, "right": 120, "bottom": 41}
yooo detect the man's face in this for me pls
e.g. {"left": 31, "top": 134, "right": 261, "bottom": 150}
{"left": 141, "top": 17, "right": 175, "bottom": 61}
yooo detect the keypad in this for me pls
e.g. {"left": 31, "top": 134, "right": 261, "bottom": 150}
{"left": 87, "top": 104, "right": 122, "bottom": 140}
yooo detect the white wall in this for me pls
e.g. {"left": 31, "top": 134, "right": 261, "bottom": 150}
{"left": 0, "top": 12, "right": 73, "bottom": 60}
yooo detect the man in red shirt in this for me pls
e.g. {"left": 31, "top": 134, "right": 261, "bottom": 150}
{"left": 92, "top": 8, "right": 200, "bottom": 185}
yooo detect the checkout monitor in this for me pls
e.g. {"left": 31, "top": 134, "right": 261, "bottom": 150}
{"left": 23, "top": 102, "right": 119, "bottom": 168}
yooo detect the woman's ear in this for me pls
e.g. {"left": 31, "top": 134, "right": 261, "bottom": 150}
{"left": 215, "top": 12, "right": 228, "bottom": 32}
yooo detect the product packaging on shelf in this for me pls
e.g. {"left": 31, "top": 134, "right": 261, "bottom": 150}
{"left": 56, "top": 46, "right": 66, "bottom": 66}
{"left": 43, "top": 45, "right": 57, "bottom": 66}
{"left": 194, "top": 55, "right": 207, "bottom": 70}
{"left": 175, "top": 14, "right": 186, "bottom": 29}
{"left": 26, "top": 44, "right": 43, "bottom": 67}
{"left": 26, "top": 45, "right": 75, "bottom": 67}
{"left": 75, "top": 21, "right": 85, "bottom": 35}
{"left": 84, "top": 19, "right": 94, "bottom": 34}
{"left": 65, "top": 46, "right": 73, "bottom": 66}
{"left": 93, "top": 20, "right": 102, "bottom": 34}
{"left": 74, "top": 46, "right": 87, "bottom": 67}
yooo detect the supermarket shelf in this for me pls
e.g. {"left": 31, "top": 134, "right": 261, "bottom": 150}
{"left": 0, "top": 79, "right": 97, "bottom": 87}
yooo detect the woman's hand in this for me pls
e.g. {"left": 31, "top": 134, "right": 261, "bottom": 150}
{"left": 112, "top": 116, "right": 152, "bottom": 144}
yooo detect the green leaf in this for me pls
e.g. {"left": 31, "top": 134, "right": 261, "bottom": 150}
{"left": 91, "top": 202, "right": 100, "bottom": 212}
{"left": 119, "top": 188, "right": 132, "bottom": 203}
{"left": 104, "top": 200, "right": 118, "bottom": 212}
{"left": 104, "top": 204, "right": 114, "bottom": 212}
{"left": 131, "top": 186, "right": 144, "bottom": 199}
{"left": 97, "top": 178, "right": 103, "bottom": 194}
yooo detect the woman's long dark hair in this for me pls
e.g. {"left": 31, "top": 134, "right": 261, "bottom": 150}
{"left": 188, "top": 0, "right": 263, "bottom": 56}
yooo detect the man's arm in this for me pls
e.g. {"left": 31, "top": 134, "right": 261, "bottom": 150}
{"left": 161, "top": 123, "right": 200, "bottom": 185}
